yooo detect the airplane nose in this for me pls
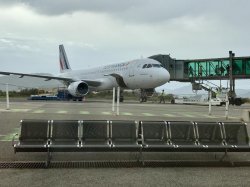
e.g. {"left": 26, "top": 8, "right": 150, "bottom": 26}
{"left": 157, "top": 68, "right": 170, "bottom": 84}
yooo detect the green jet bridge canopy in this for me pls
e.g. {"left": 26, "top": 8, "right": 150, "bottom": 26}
{"left": 149, "top": 52, "right": 250, "bottom": 82}
{"left": 149, "top": 51, "right": 250, "bottom": 99}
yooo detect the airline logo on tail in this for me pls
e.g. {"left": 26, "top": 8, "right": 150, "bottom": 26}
{"left": 59, "top": 44, "right": 71, "bottom": 72}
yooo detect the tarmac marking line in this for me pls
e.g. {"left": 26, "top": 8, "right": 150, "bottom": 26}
{"left": 228, "top": 116, "right": 239, "bottom": 119}
{"left": 102, "top": 112, "right": 112, "bottom": 115}
{"left": 182, "top": 114, "right": 195, "bottom": 118}
{"left": 0, "top": 128, "right": 19, "bottom": 141}
{"left": 142, "top": 113, "right": 155, "bottom": 116}
{"left": 56, "top": 111, "right": 68, "bottom": 114}
{"left": 164, "top": 114, "right": 176, "bottom": 117}
{"left": 79, "top": 111, "right": 90, "bottom": 115}
{"left": 32, "top": 110, "right": 45, "bottom": 114}
{"left": 201, "top": 114, "right": 218, "bottom": 118}
{"left": 122, "top": 112, "right": 133, "bottom": 116}
{"left": 10, "top": 109, "right": 31, "bottom": 112}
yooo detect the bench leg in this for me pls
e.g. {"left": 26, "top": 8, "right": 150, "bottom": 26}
{"left": 220, "top": 150, "right": 234, "bottom": 166}
{"left": 137, "top": 148, "right": 144, "bottom": 166}
{"left": 46, "top": 149, "right": 52, "bottom": 168}
{"left": 220, "top": 150, "right": 227, "bottom": 162}
{"left": 219, "top": 149, "right": 232, "bottom": 162}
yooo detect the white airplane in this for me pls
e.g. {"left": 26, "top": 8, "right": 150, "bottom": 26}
{"left": 0, "top": 45, "right": 170, "bottom": 101}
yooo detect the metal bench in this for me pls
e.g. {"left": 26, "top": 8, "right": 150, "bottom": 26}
{"left": 221, "top": 122, "right": 250, "bottom": 151}
{"left": 168, "top": 121, "right": 197, "bottom": 150}
{"left": 110, "top": 120, "right": 141, "bottom": 151}
{"left": 195, "top": 122, "right": 224, "bottom": 151}
{"left": 13, "top": 119, "right": 50, "bottom": 153}
{"left": 81, "top": 120, "right": 110, "bottom": 151}
{"left": 140, "top": 121, "right": 171, "bottom": 151}
{"left": 49, "top": 120, "right": 80, "bottom": 152}
{"left": 12, "top": 119, "right": 250, "bottom": 165}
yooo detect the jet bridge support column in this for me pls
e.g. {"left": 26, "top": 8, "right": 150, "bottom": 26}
{"left": 208, "top": 89, "right": 212, "bottom": 116}
{"left": 117, "top": 87, "right": 120, "bottom": 115}
{"left": 229, "top": 51, "right": 236, "bottom": 99}
{"left": 112, "top": 87, "right": 115, "bottom": 113}
{"left": 225, "top": 93, "right": 229, "bottom": 120}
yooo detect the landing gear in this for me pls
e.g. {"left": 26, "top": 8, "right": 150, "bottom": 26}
{"left": 139, "top": 96, "right": 147, "bottom": 103}
{"left": 139, "top": 89, "right": 148, "bottom": 103}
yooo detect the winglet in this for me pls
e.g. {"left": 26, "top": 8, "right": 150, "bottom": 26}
{"left": 59, "top": 44, "right": 71, "bottom": 73}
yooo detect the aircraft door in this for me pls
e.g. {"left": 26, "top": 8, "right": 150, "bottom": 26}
{"left": 129, "top": 64, "right": 134, "bottom": 77}
{"left": 127, "top": 63, "right": 137, "bottom": 88}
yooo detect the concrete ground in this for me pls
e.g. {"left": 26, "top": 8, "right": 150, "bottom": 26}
{"left": 0, "top": 99, "right": 250, "bottom": 186}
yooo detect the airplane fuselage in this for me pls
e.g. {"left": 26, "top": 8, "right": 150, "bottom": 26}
{"left": 59, "top": 58, "right": 170, "bottom": 91}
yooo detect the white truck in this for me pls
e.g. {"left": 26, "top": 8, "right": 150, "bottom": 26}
{"left": 172, "top": 94, "right": 223, "bottom": 106}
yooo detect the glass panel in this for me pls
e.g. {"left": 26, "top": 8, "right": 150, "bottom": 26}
{"left": 147, "top": 64, "right": 152, "bottom": 68}
{"left": 199, "top": 62, "right": 207, "bottom": 77}
{"left": 188, "top": 62, "right": 195, "bottom": 77}
{"left": 186, "top": 58, "right": 250, "bottom": 77}
{"left": 152, "top": 64, "right": 161, "bottom": 68}
{"left": 233, "top": 60, "right": 243, "bottom": 75}
{"left": 222, "top": 60, "right": 229, "bottom": 76}
{"left": 245, "top": 59, "right": 250, "bottom": 75}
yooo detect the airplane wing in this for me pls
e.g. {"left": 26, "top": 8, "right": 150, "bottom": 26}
{"left": 0, "top": 71, "right": 102, "bottom": 87}
{"left": 107, "top": 73, "right": 128, "bottom": 88}
{"left": 0, "top": 71, "right": 73, "bottom": 81}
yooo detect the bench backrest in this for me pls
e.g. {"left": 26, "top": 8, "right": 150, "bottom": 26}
{"left": 222, "top": 122, "right": 249, "bottom": 145}
{"left": 110, "top": 120, "right": 138, "bottom": 143}
{"left": 82, "top": 120, "right": 109, "bottom": 141}
{"left": 168, "top": 121, "right": 196, "bottom": 145}
{"left": 50, "top": 120, "right": 79, "bottom": 140}
{"left": 195, "top": 122, "right": 223, "bottom": 145}
{"left": 140, "top": 121, "right": 167, "bottom": 143}
{"left": 19, "top": 119, "right": 50, "bottom": 141}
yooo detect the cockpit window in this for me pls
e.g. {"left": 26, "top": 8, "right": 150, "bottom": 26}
{"left": 143, "top": 64, "right": 163, "bottom": 69}
{"left": 147, "top": 64, "right": 152, "bottom": 68}
{"left": 152, "top": 64, "right": 163, "bottom": 68}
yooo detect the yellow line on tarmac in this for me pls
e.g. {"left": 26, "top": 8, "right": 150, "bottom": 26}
{"left": 182, "top": 113, "right": 195, "bottom": 118}
{"left": 33, "top": 110, "right": 45, "bottom": 114}
{"left": 164, "top": 114, "right": 176, "bottom": 117}
{"left": 142, "top": 113, "right": 155, "bottom": 116}
{"left": 11, "top": 109, "right": 30, "bottom": 112}
{"left": 57, "top": 111, "right": 68, "bottom": 114}
{"left": 122, "top": 112, "right": 133, "bottom": 116}
{"left": 102, "top": 112, "right": 112, "bottom": 115}
{"left": 79, "top": 111, "right": 90, "bottom": 115}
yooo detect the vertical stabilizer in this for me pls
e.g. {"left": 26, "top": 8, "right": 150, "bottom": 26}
{"left": 59, "top": 44, "right": 71, "bottom": 73}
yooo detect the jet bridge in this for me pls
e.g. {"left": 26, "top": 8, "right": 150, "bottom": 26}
{"left": 149, "top": 51, "right": 250, "bottom": 103}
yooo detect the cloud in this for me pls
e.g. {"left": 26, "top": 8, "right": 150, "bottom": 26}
{"left": 0, "top": 0, "right": 249, "bottom": 78}
{"left": 0, "top": 0, "right": 249, "bottom": 24}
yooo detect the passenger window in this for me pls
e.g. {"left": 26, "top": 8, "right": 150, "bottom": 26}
{"left": 142, "top": 64, "right": 147, "bottom": 68}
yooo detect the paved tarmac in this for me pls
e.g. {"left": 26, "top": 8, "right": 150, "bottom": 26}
{"left": 0, "top": 99, "right": 250, "bottom": 186}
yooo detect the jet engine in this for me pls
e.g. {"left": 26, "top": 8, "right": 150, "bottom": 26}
{"left": 68, "top": 81, "right": 89, "bottom": 97}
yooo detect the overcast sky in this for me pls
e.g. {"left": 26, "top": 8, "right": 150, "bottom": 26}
{"left": 0, "top": 0, "right": 249, "bottom": 90}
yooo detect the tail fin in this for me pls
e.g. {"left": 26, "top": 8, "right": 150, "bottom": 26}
{"left": 59, "top": 44, "right": 71, "bottom": 73}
